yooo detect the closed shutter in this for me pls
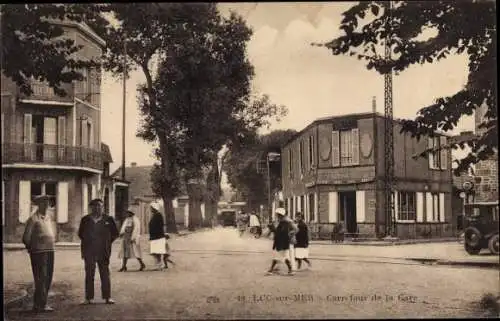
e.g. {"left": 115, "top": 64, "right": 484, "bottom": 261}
{"left": 2, "top": 180, "right": 4, "bottom": 225}
{"left": 297, "top": 196, "right": 302, "bottom": 213}
{"left": 440, "top": 136, "right": 447, "bottom": 170}
{"left": 201, "top": 203, "right": 205, "bottom": 220}
{"left": 332, "top": 131, "right": 340, "bottom": 167}
{"left": 82, "top": 183, "right": 88, "bottom": 216}
{"left": 439, "top": 193, "right": 445, "bottom": 222}
{"left": 91, "top": 184, "right": 97, "bottom": 200}
{"left": 352, "top": 128, "right": 359, "bottom": 165}
{"left": 23, "top": 114, "right": 32, "bottom": 159}
{"left": 19, "top": 181, "right": 31, "bottom": 223}
{"left": 88, "top": 119, "right": 93, "bottom": 149}
{"left": 314, "top": 192, "right": 318, "bottom": 222}
{"left": 425, "top": 192, "right": 433, "bottom": 222}
{"left": 393, "top": 191, "right": 398, "bottom": 222}
{"left": 57, "top": 116, "right": 66, "bottom": 160}
{"left": 328, "top": 192, "right": 338, "bottom": 223}
{"left": 356, "top": 190, "right": 365, "bottom": 223}
{"left": 57, "top": 182, "right": 69, "bottom": 223}
{"left": 416, "top": 192, "right": 424, "bottom": 222}
{"left": 428, "top": 137, "right": 434, "bottom": 169}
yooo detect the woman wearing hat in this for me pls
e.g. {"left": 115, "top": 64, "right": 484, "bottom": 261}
{"left": 118, "top": 208, "right": 146, "bottom": 272}
{"left": 148, "top": 201, "right": 167, "bottom": 271}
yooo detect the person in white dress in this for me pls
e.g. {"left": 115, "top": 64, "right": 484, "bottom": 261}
{"left": 148, "top": 201, "right": 166, "bottom": 271}
{"left": 118, "top": 209, "right": 145, "bottom": 272}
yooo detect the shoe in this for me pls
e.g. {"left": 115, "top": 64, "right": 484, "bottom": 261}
{"left": 287, "top": 271, "right": 295, "bottom": 276}
{"left": 265, "top": 271, "right": 274, "bottom": 276}
{"left": 105, "top": 298, "right": 116, "bottom": 304}
{"left": 118, "top": 267, "right": 127, "bottom": 272}
{"left": 81, "top": 299, "right": 94, "bottom": 305}
{"left": 139, "top": 264, "right": 145, "bottom": 271}
{"left": 163, "top": 265, "right": 169, "bottom": 269}
{"left": 42, "top": 306, "right": 54, "bottom": 312}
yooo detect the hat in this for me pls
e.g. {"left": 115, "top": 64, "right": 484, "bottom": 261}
{"left": 33, "top": 195, "right": 50, "bottom": 204}
{"left": 150, "top": 200, "right": 163, "bottom": 212}
{"left": 126, "top": 207, "right": 135, "bottom": 215}
{"left": 275, "top": 208, "right": 286, "bottom": 216}
{"left": 89, "top": 198, "right": 103, "bottom": 206}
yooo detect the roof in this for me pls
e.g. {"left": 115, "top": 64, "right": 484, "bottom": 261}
{"left": 101, "top": 143, "right": 113, "bottom": 163}
{"left": 111, "top": 164, "right": 187, "bottom": 203}
{"left": 282, "top": 112, "right": 452, "bottom": 149}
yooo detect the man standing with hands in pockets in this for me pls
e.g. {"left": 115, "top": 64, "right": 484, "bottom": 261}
{"left": 78, "top": 198, "right": 119, "bottom": 305}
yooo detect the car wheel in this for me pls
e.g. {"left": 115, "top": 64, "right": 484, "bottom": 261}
{"left": 465, "top": 243, "right": 481, "bottom": 255}
{"left": 464, "top": 227, "right": 482, "bottom": 248}
{"left": 488, "top": 234, "right": 499, "bottom": 255}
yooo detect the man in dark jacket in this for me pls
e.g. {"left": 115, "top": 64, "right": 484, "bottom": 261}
{"left": 266, "top": 208, "right": 297, "bottom": 276}
{"left": 149, "top": 203, "right": 166, "bottom": 270}
{"left": 78, "top": 198, "right": 119, "bottom": 305}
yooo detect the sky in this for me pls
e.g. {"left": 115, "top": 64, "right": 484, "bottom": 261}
{"left": 100, "top": 2, "right": 474, "bottom": 174}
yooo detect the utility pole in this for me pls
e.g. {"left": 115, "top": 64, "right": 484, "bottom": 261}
{"left": 121, "top": 37, "right": 127, "bottom": 180}
{"left": 383, "top": 0, "right": 396, "bottom": 238}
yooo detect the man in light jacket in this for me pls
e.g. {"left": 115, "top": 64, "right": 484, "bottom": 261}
{"left": 22, "top": 195, "right": 56, "bottom": 312}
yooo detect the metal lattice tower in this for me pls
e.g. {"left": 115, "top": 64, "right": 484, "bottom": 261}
{"left": 384, "top": 0, "right": 396, "bottom": 237}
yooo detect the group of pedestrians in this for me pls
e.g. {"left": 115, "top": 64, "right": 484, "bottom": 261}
{"left": 265, "top": 207, "right": 312, "bottom": 276}
{"left": 21, "top": 197, "right": 173, "bottom": 313}
{"left": 236, "top": 210, "right": 262, "bottom": 237}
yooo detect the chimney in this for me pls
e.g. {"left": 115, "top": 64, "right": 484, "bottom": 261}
{"left": 372, "top": 96, "right": 376, "bottom": 113}
{"left": 130, "top": 162, "right": 137, "bottom": 167}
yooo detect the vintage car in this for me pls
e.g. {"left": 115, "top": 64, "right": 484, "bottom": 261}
{"left": 463, "top": 201, "right": 499, "bottom": 255}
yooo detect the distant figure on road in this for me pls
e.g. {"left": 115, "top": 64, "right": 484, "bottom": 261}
{"left": 249, "top": 211, "right": 262, "bottom": 237}
{"left": 266, "top": 208, "right": 298, "bottom": 276}
{"left": 237, "top": 210, "right": 249, "bottom": 237}
{"left": 118, "top": 208, "right": 146, "bottom": 272}
{"left": 78, "top": 198, "right": 119, "bottom": 305}
{"left": 294, "top": 213, "right": 312, "bottom": 270}
{"left": 22, "top": 195, "right": 56, "bottom": 313}
{"left": 149, "top": 201, "right": 167, "bottom": 271}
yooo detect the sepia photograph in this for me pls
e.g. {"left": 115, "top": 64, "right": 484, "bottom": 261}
{"left": 1, "top": 2, "right": 498, "bottom": 320}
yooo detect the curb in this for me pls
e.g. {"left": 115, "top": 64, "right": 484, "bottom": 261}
{"left": 4, "top": 289, "right": 28, "bottom": 310}
{"left": 310, "top": 238, "right": 459, "bottom": 246}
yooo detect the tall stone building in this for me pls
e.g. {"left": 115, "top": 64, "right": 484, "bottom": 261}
{"left": 473, "top": 104, "right": 498, "bottom": 202}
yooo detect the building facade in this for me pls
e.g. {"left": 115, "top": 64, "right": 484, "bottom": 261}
{"left": 281, "top": 112, "right": 454, "bottom": 240}
{"left": 1, "top": 21, "right": 117, "bottom": 243}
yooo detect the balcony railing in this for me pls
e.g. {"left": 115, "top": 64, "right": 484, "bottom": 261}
{"left": 2, "top": 143, "right": 102, "bottom": 170}
{"left": 18, "top": 80, "right": 74, "bottom": 103}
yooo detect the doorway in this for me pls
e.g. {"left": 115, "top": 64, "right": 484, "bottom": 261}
{"left": 339, "top": 191, "right": 357, "bottom": 234}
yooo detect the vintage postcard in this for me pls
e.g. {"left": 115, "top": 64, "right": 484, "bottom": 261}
{"left": 2, "top": 2, "right": 498, "bottom": 320}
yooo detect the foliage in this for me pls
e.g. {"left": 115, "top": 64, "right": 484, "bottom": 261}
{"left": 317, "top": 1, "right": 497, "bottom": 174}
{"left": 1, "top": 4, "right": 108, "bottom": 96}
{"left": 225, "top": 129, "right": 297, "bottom": 211}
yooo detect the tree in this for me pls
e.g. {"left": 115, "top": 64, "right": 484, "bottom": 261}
{"left": 98, "top": 4, "right": 214, "bottom": 232}
{"left": 225, "top": 129, "right": 297, "bottom": 212}
{"left": 316, "top": 1, "right": 496, "bottom": 174}
{"left": 151, "top": 7, "right": 288, "bottom": 230}
{"left": 1, "top": 4, "right": 108, "bottom": 96}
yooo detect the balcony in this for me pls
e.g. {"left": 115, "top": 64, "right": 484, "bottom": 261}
{"left": 2, "top": 143, "right": 102, "bottom": 171}
{"left": 18, "top": 80, "right": 74, "bottom": 104}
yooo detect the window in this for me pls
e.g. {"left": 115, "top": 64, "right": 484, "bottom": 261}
{"left": 31, "top": 182, "right": 57, "bottom": 210}
{"left": 427, "top": 192, "right": 441, "bottom": 222}
{"left": 332, "top": 128, "right": 359, "bottom": 167}
{"left": 300, "top": 195, "right": 305, "bottom": 215}
{"left": 397, "top": 192, "right": 416, "bottom": 221}
{"left": 428, "top": 136, "right": 447, "bottom": 170}
{"left": 308, "top": 135, "right": 314, "bottom": 168}
{"left": 87, "top": 183, "right": 93, "bottom": 204}
{"left": 86, "top": 122, "right": 92, "bottom": 147}
{"left": 288, "top": 148, "right": 293, "bottom": 178}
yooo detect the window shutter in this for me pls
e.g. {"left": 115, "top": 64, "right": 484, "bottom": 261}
{"left": 428, "top": 137, "right": 434, "bottom": 169}
{"left": 58, "top": 116, "right": 66, "bottom": 145}
{"left": 304, "top": 194, "right": 309, "bottom": 222}
{"left": 328, "top": 192, "right": 338, "bottom": 223}
{"left": 82, "top": 183, "right": 88, "bottom": 216}
{"left": 80, "top": 118, "right": 86, "bottom": 146}
{"left": 201, "top": 203, "right": 205, "bottom": 220}
{"left": 91, "top": 184, "right": 97, "bottom": 199}
{"left": 352, "top": 128, "right": 359, "bottom": 165}
{"left": 19, "top": 181, "right": 31, "bottom": 223}
{"left": 23, "top": 114, "right": 32, "bottom": 144}
{"left": 416, "top": 192, "right": 424, "bottom": 222}
{"left": 297, "top": 195, "right": 302, "bottom": 213}
{"left": 439, "top": 193, "right": 445, "bottom": 222}
{"left": 314, "top": 192, "right": 318, "bottom": 223}
{"left": 332, "top": 131, "right": 340, "bottom": 167}
{"left": 2, "top": 180, "right": 5, "bottom": 226}
{"left": 57, "top": 182, "right": 69, "bottom": 223}
{"left": 87, "top": 119, "right": 93, "bottom": 148}
{"left": 440, "top": 136, "right": 447, "bottom": 170}
{"left": 425, "top": 192, "right": 433, "bottom": 222}
{"left": 356, "top": 190, "right": 365, "bottom": 223}
{"left": 287, "top": 197, "right": 292, "bottom": 217}
{"left": 393, "top": 191, "right": 399, "bottom": 222}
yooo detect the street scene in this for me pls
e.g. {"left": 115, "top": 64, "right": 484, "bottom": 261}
{"left": 4, "top": 228, "right": 500, "bottom": 319}
{"left": 2, "top": 2, "right": 499, "bottom": 320}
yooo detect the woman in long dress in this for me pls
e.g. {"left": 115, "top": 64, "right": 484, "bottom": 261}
{"left": 149, "top": 201, "right": 166, "bottom": 271}
{"left": 294, "top": 213, "right": 312, "bottom": 270}
{"left": 118, "top": 209, "right": 146, "bottom": 272}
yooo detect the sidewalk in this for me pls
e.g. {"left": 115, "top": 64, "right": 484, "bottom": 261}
{"left": 310, "top": 237, "right": 459, "bottom": 246}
